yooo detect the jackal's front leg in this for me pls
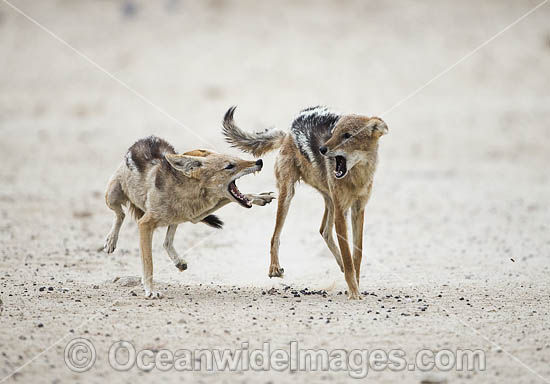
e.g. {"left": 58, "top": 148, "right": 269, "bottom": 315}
{"left": 245, "top": 192, "right": 276, "bottom": 206}
{"left": 138, "top": 214, "right": 161, "bottom": 299}
{"left": 351, "top": 200, "right": 366, "bottom": 285}
{"left": 164, "top": 224, "right": 187, "bottom": 271}
{"left": 333, "top": 201, "right": 360, "bottom": 300}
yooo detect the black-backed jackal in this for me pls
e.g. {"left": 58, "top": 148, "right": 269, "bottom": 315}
{"left": 223, "top": 106, "right": 387, "bottom": 299}
{"left": 103, "top": 135, "right": 274, "bottom": 298}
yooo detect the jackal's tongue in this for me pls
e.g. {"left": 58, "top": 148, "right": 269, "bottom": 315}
{"left": 229, "top": 180, "right": 252, "bottom": 208}
{"left": 334, "top": 156, "right": 347, "bottom": 179}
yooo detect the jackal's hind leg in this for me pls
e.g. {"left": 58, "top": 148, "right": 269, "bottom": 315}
{"left": 104, "top": 177, "right": 127, "bottom": 253}
{"left": 164, "top": 224, "right": 187, "bottom": 271}
{"left": 269, "top": 182, "right": 295, "bottom": 278}
{"left": 319, "top": 195, "right": 344, "bottom": 272}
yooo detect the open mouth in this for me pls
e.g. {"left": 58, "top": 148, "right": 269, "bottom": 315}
{"left": 227, "top": 166, "right": 261, "bottom": 208}
{"left": 334, "top": 156, "right": 347, "bottom": 179}
{"left": 228, "top": 180, "right": 252, "bottom": 208}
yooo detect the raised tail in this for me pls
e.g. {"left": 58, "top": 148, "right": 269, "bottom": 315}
{"left": 222, "top": 106, "right": 286, "bottom": 157}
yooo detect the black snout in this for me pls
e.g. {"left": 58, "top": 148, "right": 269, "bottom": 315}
{"left": 256, "top": 159, "right": 263, "bottom": 168}
{"left": 319, "top": 146, "right": 328, "bottom": 155}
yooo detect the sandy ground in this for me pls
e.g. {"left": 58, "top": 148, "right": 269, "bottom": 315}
{"left": 1, "top": 0, "right": 550, "bottom": 383}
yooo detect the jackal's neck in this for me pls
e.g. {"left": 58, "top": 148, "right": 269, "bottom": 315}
{"left": 348, "top": 150, "right": 378, "bottom": 189}
{"left": 184, "top": 185, "right": 224, "bottom": 218}
{"left": 165, "top": 181, "right": 213, "bottom": 220}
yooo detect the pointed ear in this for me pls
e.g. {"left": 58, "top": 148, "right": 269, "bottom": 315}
{"left": 182, "top": 149, "right": 215, "bottom": 157}
{"left": 165, "top": 154, "right": 204, "bottom": 178}
{"left": 369, "top": 118, "right": 388, "bottom": 138}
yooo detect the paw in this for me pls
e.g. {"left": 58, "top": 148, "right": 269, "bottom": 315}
{"left": 250, "top": 192, "right": 276, "bottom": 206}
{"left": 103, "top": 235, "right": 117, "bottom": 253}
{"left": 144, "top": 288, "right": 162, "bottom": 299}
{"left": 348, "top": 290, "right": 361, "bottom": 300}
{"left": 268, "top": 265, "right": 284, "bottom": 278}
{"left": 175, "top": 260, "right": 188, "bottom": 271}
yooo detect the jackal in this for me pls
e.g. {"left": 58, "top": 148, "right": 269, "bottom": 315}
{"left": 222, "top": 106, "right": 387, "bottom": 299}
{"left": 103, "top": 135, "right": 274, "bottom": 298}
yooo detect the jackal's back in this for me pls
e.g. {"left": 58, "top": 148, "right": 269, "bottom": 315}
{"left": 290, "top": 106, "right": 340, "bottom": 164}
{"left": 120, "top": 136, "right": 223, "bottom": 228}
{"left": 125, "top": 135, "right": 177, "bottom": 173}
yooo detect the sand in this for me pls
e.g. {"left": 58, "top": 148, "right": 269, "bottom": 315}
{"left": 0, "top": 0, "right": 549, "bottom": 383}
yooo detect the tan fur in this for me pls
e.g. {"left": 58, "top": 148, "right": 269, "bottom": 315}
{"left": 103, "top": 138, "right": 275, "bottom": 298}
{"left": 226, "top": 112, "right": 387, "bottom": 300}
{"left": 182, "top": 149, "right": 214, "bottom": 157}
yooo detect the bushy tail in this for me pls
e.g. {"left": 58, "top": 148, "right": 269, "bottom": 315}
{"left": 201, "top": 215, "right": 223, "bottom": 229}
{"left": 222, "top": 106, "right": 286, "bottom": 157}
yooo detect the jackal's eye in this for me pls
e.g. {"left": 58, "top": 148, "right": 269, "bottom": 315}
{"left": 343, "top": 132, "right": 352, "bottom": 140}
{"left": 225, "top": 163, "right": 235, "bottom": 170}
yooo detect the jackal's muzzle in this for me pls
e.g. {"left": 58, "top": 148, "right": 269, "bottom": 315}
{"left": 227, "top": 159, "right": 263, "bottom": 208}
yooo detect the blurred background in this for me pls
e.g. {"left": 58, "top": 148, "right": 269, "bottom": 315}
{"left": 0, "top": 0, "right": 549, "bottom": 289}
{"left": 1, "top": 1, "right": 550, "bottom": 382}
